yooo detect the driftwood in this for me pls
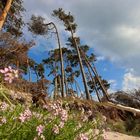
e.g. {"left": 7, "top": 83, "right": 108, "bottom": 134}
{"left": 106, "top": 102, "right": 140, "bottom": 115}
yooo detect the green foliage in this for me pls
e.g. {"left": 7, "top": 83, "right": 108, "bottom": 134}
{"left": 1, "top": 0, "right": 25, "bottom": 37}
{"left": 28, "top": 15, "right": 48, "bottom": 35}
{"left": 0, "top": 87, "right": 103, "bottom": 140}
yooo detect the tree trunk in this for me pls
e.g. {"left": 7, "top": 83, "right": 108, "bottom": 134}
{"left": 68, "top": 25, "right": 90, "bottom": 100}
{"left": 74, "top": 79, "right": 83, "bottom": 97}
{"left": 47, "top": 22, "right": 65, "bottom": 98}
{"left": 0, "top": 0, "right": 13, "bottom": 30}
{"left": 106, "top": 102, "right": 140, "bottom": 116}
{"left": 85, "top": 61, "right": 101, "bottom": 102}
{"left": 27, "top": 59, "right": 31, "bottom": 82}
{"left": 83, "top": 56, "right": 109, "bottom": 101}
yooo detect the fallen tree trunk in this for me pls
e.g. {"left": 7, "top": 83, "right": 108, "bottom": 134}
{"left": 106, "top": 102, "right": 140, "bottom": 115}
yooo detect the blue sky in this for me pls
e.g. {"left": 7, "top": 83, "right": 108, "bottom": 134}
{"left": 23, "top": 0, "right": 140, "bottom": 93}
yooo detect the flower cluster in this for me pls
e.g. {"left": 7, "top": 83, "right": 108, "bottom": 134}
{"left": 76, "top": 133, "right": 89, "bottom": 140}
{"left": 19, "top": 108, "right": 32, "bottom": 123}
{"left": 0, "top": 116, "right": 7, "bottom": 126}
{"left": 36, "top": 124, "right": 45, "bottom": 136}
{"left": 0, "top": 66, "right": 18, "bottom": 83}
{"left": 43, "top": 100, "right": 68, "bottom": 135}
{"left": 0, "top": 102, "right": 9, "bottom": 111}
{"left": 44, "top": 100, "right": 68, "bottom": 122}
{"left": 52, "top": 124, "right": 59, "bottom": 134}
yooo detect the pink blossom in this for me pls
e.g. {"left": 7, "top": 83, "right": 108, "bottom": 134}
{"left": 8, "top": 66, "right": 12, "bottom": 72}
{"left": 36, "top": 124, "right": 44, "bottom": 136}
{"left": 52, "top": 124, "right": 59, "bottom": 134}
{"left": 0, "top": 69, "right": 6, "bottom": 73}
{"left": 19, "top": 108, "right": 32, "bottom": 123}
{"left": 0, "top": 102, "right": 9, "bottom": 111}
{"left": 0, "top": 117, "right": 7, "bottom": 125}
{"left": 4, "top": 68, "right": 9, "bottom": 72}
{"left": 19, "top": 113, "right": 26, "bottom": 123}
{"left": 59, "top": 121, "right": 65, "bottom": 128}
{"left": 76, "top": 133, "right": 89, "bottom": 140}
{"left": 59, "top": 109, "right": 68, "bottom": 122}
{"left": 0, "top": 66, "right": 19, "bottom": 83}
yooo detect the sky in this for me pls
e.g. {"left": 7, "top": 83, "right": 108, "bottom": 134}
{"left": 23, "top": 0, "right": 140, "bottom": 93}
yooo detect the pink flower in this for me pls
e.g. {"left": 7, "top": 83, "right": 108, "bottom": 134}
{"left": 76, "top": 133, "right": 89, "bottom": 140}
{"left": 52, "top": 124, "right": 59, "bottom": 134}
{"left": 0, "top": 102, "right": 9, "bottom": 111}
{"left": 0, "top": 117, "right": 7, "bottom": 125}
{"left": 59, "top": 109, "right": 68, "bottom": 122}
{"left": 19, "top": 113, "right": 26, "bottom": 123}
{"left": 19, "top": 109, "right": 32, "bottom": 123}
{"left": 36, "top": 124, "right": 44, "bottom": 136}
{"left": 8, "top": 66, "right": 12, "bottom": 72}
{"left": 59, "top": 121, "right": 65, "bottom": 128}
{"left": 0, "top": 69, "right": 6, "bottom": 73}
{"left": 0, "top": 66, "right": 19, "bottom": 83}
{"left": 4, "top": 68, "right": 9, "bottom": 72}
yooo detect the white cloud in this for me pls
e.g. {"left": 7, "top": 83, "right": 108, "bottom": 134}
{"left": 23, "top": 0, "right": 140, "bottom": 75}
{"left": 123, "top": 69, "right": 140, "bottom": 91}
{"left": 108, "top": 79, "right": 117, "bottom": 93}
{"left": 96, "top": 56, "right": 105, "bottom": 61}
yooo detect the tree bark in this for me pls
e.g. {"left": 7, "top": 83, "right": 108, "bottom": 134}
{"left": 0, "top": 0, "right": 13, "bottom": 30}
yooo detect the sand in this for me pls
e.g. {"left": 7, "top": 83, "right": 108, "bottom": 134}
{"left": 103, "top": 131, "right": 140, "bottom": 140}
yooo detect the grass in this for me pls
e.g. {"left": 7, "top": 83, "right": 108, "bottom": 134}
{"left": 0, "top": 86, "right": 104, "bottom": 140}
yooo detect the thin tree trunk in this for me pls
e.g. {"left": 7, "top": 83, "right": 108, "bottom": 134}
{"left": 74, "top": 79, "right": 83, "bottom": 97}
{"left": 54, "top": 77, "right": 58, "bottom": 99}
{"left": 46, "top": 22, "right": 65, "bottom": 98}
{"left": 68, "top": 25, "right": 90, "bottom": 100}
{"left": 27, "top": 59, "right": 31, "bottom": 82}
{"left": 0, "top": 0, "right": 13, "bottom": 30}
{"left": 58, "top": 75, "right": 62, "bottom": 97}
{"left": 85, "top": 61, "right": 101, "bottom": 102}
{"left": 93, "top": 65, "right": 109, "bottom": 101}
{"left": 80, "top": 50, "right": 109, "bottom": 101}
{"left": 64, "top": 74, "right": 68, "bottom": 96}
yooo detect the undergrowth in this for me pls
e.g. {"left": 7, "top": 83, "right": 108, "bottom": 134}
{"left": 0, "top": 86, "right": 104, "bottom": 140}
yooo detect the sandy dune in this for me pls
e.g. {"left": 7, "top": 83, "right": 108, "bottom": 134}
{"left": 103, "top": 131, "right": 140, "bottom": 140}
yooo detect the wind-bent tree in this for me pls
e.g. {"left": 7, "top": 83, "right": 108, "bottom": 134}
{"left": 78, "top": 42, "right": 110, "bottom": 101}
{"left": 0, "top": 0, "right": 25, "bottom": 37}
{"left": 53, "top": 8, "right": 91, "bottom": 100}
{"left": 43, "top": 48, "right": 67, "bottom": 98}
{"left": 28, "top": 15, "right": 66, "bottom": 97}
